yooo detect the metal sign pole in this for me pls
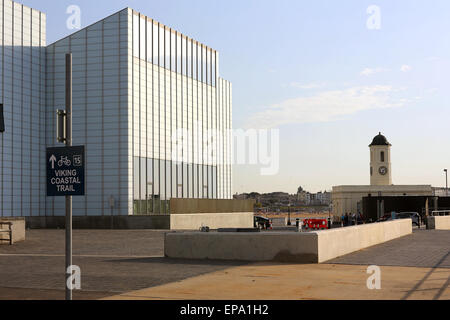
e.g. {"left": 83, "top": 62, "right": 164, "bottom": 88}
{"left": 65, "top": 53, "right": 73, "bottom": 301}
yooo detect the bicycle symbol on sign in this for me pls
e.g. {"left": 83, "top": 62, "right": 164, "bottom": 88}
{"left": 58, "top": 156, "right": 71, "bottom": 167}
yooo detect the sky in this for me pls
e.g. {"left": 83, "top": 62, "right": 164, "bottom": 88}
{"left": 20, "top": 0, "right": 450, "bottom": 194}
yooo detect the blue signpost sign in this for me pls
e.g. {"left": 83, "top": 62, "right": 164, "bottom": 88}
{"left": 46, "top": 146, "right": 85, "bottom": 197}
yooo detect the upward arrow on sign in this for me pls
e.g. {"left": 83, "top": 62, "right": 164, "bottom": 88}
{"left": 49, "top": 154, "right": 57, "bottom": 169}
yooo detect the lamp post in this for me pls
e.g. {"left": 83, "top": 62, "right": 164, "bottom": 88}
{"left": 445, "top": 169, "right": 448, "bottom": 197}
{"left": 287, "top": 202, "right": 292, "bottom": 226}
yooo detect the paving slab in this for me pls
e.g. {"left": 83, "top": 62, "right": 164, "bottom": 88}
{"left": 327, "top": 229, "right": 450, "bottom": 268}
{"left": 105, "top": 263, "right": 450, "bottom": 300}
{"left": 0, "top": 230, "right": 246, "bottom": 300}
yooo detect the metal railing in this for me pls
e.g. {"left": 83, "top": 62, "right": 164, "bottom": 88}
{"left": 431, "top": 210, "right": 450, "bottom": 216}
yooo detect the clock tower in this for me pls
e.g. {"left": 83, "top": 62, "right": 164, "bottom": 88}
{"left": 369, "top": 132, "right": 392, "bottom": 186}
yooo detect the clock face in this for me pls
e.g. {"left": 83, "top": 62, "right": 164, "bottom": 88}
{"left": 379, "top": 166, "right": 388, "bottom": 176}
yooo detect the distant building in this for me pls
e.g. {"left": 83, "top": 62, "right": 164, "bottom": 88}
{"left": 297, "top": 188, "right": 331, "bottom": 206}
{"left": 332, "top": 133, "right": 433, "bottom": 217}
{"left": 316, "top": 191, "right": 331, "bottom": 205}
{"left": 433, "top": 187, "right": 449, "bottom": 197}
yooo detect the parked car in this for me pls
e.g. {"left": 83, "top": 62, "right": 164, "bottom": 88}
{"left": 377, "top": 213, "right": 391, "bottom": 222}
{"left": 254, "top": 216, "right": 271, "bottom": 230}
{"left": 397, "top": 212, "right": 420, "bottom": 226}
{"left": 380, "top": 212, "right": 420, "bottom": 226}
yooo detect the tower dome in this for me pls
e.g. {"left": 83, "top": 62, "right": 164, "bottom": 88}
{"left": 369, "top": 132, "right": 391, "bottom": 147}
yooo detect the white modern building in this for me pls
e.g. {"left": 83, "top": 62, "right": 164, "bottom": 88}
{"left": 0, "top": 1, "right": 234, "bottom": 227}
{"left": 0, "top": 0, "right": 46, "bottom": 219}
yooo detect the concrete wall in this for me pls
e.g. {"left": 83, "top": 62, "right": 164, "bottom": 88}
{"left": 165, "top": 219, "right": 412, "bottom": 263}
{"left": 25, "top": 215, "right": 169, "bottom": 229}
{"left": 165, "top": 231, "right": 319, "bottom": 263}
{"left": 0, "top": 218, "right": 25, "bottom": 244}
{"left": 170, "top": 212, "right": 254, "bottom": 230}
{"left": 427, "top": 216, "right": 450, "bottom": 230}
{"left": 316, "top": 219, "right": 411, "bottom": 262}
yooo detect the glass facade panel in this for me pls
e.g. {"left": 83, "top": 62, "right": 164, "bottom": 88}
{"left": 140, "top": 157, "right": 147, "bottom": 214}
{"left": 193, "top": 42, "right": 197, "bottom": 81}
{"left": 130, "top": 12, "right": 218, "bottom": 86}
{"left": 153, "top": 158, "right": 160, "bottom": 213}
{"left": 198, "top": 164, "right": 203, "bottom": 199}
{"left": 203, "top": 165, "right": 208, "bottom": 199}
{"left": 182, "top": 162, "right": 188, "bottom": 197}
{"left": 193, "top": 164, "right": 198, "bottom": 199}
{"left": 212, "top": 51, "right": 216, "bottom": 87}
{"left": 202, "top": 46, "right": 207, "bottom": 83}
{"left": 172, "top": 162, "right": 177, "bottom": 197}
{"left": 146, "top": 20, "right": 152, "bottom": 63}
{"left": 165, "top": 28, "right": 170, "bottom": 68}
{"left": 140, "top": 17, "right": 146, "bottom": 61}
{"left": 177, "top": 162, "right": 182, "bottom": 198}
{"left": 212, "top": 166, "right": 217, "bottom": 198}
{"left": 159, "top": 24, "right": 164, "bottom": 67}
{"left": 176, "top": 33, "right": 181, "bottom": 74}
{"left": 182, "top": 37, "right": 187, "bottom": 76}
{"left": 152, "top": 21, "right": 158, "bottom": 63}
{"left": 188, "top": 163, "right": 193, "bottom": 198}
{"left": 160, "top": 159, "right": 166, "bottom": 201}
{"left": 133, "top": 14, "right": 139, "bottom": 58}
{"left": 147, "top": 158, "right": 153, "bottom": 214}
{"left": 133, "top": 158, "right": 220, "bottom": 211}
{"left": 128, "top": 9, "right": 230, "bottom": 215}
{"left": 206, "top": 49, "right": 211, "bottom": 86}
{"left": 170, "top": 31, "right": 176, "bottom": 72}
{"left": 187, "top": 40, "right": 192, "bottom": 78}
{"left": 133, "top": 157, "right": 139, "bottom": 213}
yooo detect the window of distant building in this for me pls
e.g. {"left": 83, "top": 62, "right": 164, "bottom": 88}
{"left": 381, "top": 151, "right": 385, "bottom": 162}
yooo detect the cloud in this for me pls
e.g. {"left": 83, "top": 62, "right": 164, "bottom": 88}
{"left": 246, "top": 86, "right": 407, "bottom": 129}
{"left": 360, "top": 67, "right": 389, "bottom": 76}
{"left": 289, "top": 82, "right": 326, "bottom": 90}
{"left": 400, "top": 65, "right": 412, "bottom": 72}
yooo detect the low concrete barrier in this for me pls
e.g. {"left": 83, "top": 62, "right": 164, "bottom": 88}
{"left": 170, "top": 212, "right": 254, "bottom": 230}
{"left": 165, "top": 219, "right": 412, "bottom": 263}
{"left": 26, "top": 215, "right": 170, "bottom": 229}
{"left": 427, "top": 216, "right": 450, "bottom": 230}
{"left": 315, "top": 219, "right": 412, "bottom": 262}
{"left": 0, "top": 218, "right": 26, "bottom": 244}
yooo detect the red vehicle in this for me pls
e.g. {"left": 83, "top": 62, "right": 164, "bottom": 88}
{"left": 304, "top": 219, "right": 328, "bottom": 230}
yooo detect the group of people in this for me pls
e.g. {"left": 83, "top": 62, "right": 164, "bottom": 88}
{"left": 341, "top": 212, "right": 364, "bottom": 227}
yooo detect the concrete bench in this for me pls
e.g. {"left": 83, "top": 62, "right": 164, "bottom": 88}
{"left": 0, "top": 222, "right": 12, "bottom": 245}
{"left": 0, "top": 218, "right": 26, "bottom": 244}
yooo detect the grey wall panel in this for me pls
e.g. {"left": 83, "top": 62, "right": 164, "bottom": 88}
{"left": 45, "top": 8, "right": 130, "bottom": 217}
{"left": 0, "top": 0, "right": 46, "bottom": 217}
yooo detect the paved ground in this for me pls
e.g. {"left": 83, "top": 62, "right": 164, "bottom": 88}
{"left": 106, "top": 229, "right": 449, "bottom": 300}
{"left": 106, "top": 263, "right": 450, "bottom": 300}
{"left": 0, "top": 230, "right": 245, "bottom": 300}
{"left": 0, "top": 229, "right": 448, "bottom": 300}
{"left": 328, "top": 229, "right": 450, "bottom": 268}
